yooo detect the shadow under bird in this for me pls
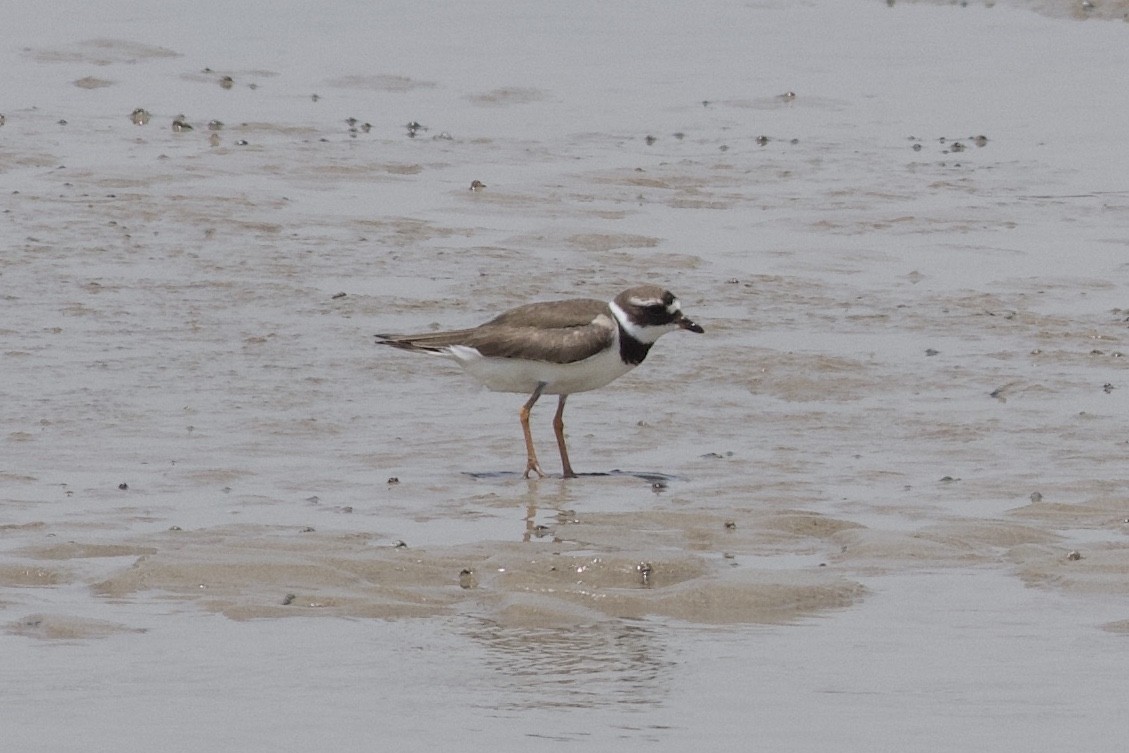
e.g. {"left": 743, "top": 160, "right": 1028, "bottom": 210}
{"left": 375, "top": 285, "right": 704, "bottom": 478}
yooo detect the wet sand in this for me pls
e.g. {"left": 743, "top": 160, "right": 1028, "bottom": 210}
{"left": 4, "top": 1, "right": 1129, "bottom": 750}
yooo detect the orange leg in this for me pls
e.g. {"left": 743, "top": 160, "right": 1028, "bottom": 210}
{"left": 520, "top": 383, "right": 547, "bottom": 479}
{"left": 553, "top": 395, "right": 577, "bottom": 479}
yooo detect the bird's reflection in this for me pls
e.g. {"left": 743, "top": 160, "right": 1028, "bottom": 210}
{"left": 462, "top": 617, "right": 673, "bottom": 711}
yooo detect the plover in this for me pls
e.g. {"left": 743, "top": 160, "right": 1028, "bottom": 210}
{"left": 376, "top": 285, "right": 703, "bottom": 478}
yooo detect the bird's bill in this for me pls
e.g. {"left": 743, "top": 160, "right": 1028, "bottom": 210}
{"left": 677, "top": 315, "right": 704, "bottom": 334}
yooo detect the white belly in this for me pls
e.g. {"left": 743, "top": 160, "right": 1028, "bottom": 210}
{"left": 447, "top": 342, "right": 635, "bottom": 395}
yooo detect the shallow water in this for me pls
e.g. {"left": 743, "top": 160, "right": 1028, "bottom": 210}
{"left": 4, "top": 1, "right": 1129, "bottom": 750}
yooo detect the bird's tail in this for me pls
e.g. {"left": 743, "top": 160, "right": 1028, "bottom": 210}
{"left": 375, "top": 330, "right": 478, "bottom": 354}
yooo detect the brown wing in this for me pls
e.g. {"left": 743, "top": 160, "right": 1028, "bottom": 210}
{"left": 484, "top": 298, "right": 608, "bottom": 329}
{"left": 376, "top": 298, "right": 616, "bottom": 364}
{"left": 465, "top": 321, "right": 614, "bottom": 363}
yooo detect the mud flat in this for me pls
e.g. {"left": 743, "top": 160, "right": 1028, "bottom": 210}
{"left": 4, "top": 1, "right": 1129, "bottom": 751}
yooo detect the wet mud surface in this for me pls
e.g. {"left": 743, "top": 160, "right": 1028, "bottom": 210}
{"left": 4, "top": 1, "right": 1129, "bottom": 750}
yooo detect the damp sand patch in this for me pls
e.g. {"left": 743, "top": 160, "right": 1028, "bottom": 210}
{"left": 8, "top": 613, "right": 146, "bottom": 641}
{"left": 65, "top": 524, "right": 867, "bottom": 625}
{"left": 1008, "top": 542, "right": 1129, "bottom": 597}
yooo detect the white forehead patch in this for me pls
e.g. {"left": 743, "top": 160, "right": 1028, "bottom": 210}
{"left": 627, "top": 296, "right": 663, "bottom": 308}
{"left": 626, "top": 295, "right": 682, "bottom": 315}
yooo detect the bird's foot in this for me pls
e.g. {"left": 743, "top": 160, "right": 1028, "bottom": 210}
{"left": 523, "top": 459, "right": 546, "bottom": 479}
